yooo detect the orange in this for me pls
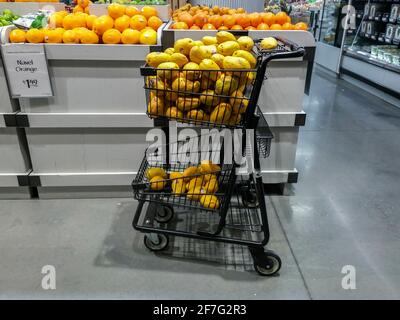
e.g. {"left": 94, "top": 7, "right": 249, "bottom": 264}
{"left": 262, "top": 12, "right": 275, "bottom": 26}
{"left": 222, "top": 15, "right": 235, "bottom": 28}
{"left": 147, "top": 16, "right": 163, "bottom": 30}
{"left": 48, "top": 13, "right": 64, "bottom": 29}
{"left": 202, "top": 23, "right": 216, "bottom": 30}
{"left": 73, "top": 27, "right": 88, "bottom": 41}
{"left": 171, "top": 21, "right": 188, "bottom": 29}
{"left": 73, "top": 5, "right": 84, "bottom": 13}
{"left": 84, "top": 6, "right": 90, "bottom": 14}
{"left": 294, "top": 22, "right": 308, "bottom": 30}
{"left": 114, "top": 15, "right": 130, "bottom": 32}
{"left": 228, "top": 9, "right": 236, "bottom": 15}
{"left": 193, "top": 13, "right": 207, "bottom": 27}
{"left": 275, "top": 12, "right": 288, "bottom": 25}
{"left": 178, "top": 12, "right": 193, "bottom": 27}
{"left": 57, "top": 10, "right": 69, "bottom": 18}
{"left": 86, "top": 14, "right": 97, "bottom": 29}
{"left": 190, "top": 25, "right": 201, "bottom": 30}
{"left": 249, "top": 13, "right": 262, "bottom": 27}
{"left": 55, "top": 28, "right": 65, "bottom": 36}
{"left": 62, "top": 14, "right": 80, "bottom": 30}
{"left": 92, "top": 15, "right": 114, "bottom": 35}
{"left": 80, "top": 30, "right": 99, "bottom": 44}
{"left": 208, "top": 15, "right": 223, "bottom": 29}
{"left": 236, "top": 14, "right": 251, "bottom": 28}
{"left": 108, "top": 3, "right": 125, "bottom": 19}
{"left": 75, "top": 13, "right": 88, "bottom": 27}
{"left": 121, "top": 28, "right": 140, "bottom": 44}
{"left": 212, "top": 5, "right": 219, "bottom": 14}
{"left": 257, "top": 23, "right": 269, "bottom": 30}
{"left": 237, "top": 7, "right": 246, "bottom": 13}
{"left": 130, "top": 14, "right": 147, "bottom": 31}
{"left": 77, "top": 0, "right": 89, "bottom": 8}
{"left": 26, "top": 29, "right": 44, "bottom": 43}
{"left": 62, "top": 29, "right": 79, "bottom": 43}
{"left": 231, "top": 25, "right": 243, "bottom": 30}
{"left": 9, "top": 29, "right": 26, "bottom": 43}
{"left": 141, "top": 6, "right": 158, "bottom": 19}
{"left": 245, "top": 26, "right": 256, "bottom": 30}
{"left": 139, "top": 28, "right": 157, "bottom": 45}
{"left": 282, "top": 22, "right": 293, "bottom": 30}
{"left": 102, "top": 28, "right": 121, "bottom": 44}
{"left": 44, "top": 29, "right": 63, "bottom": 43}
{"left": 125, "top": 6, "right": 140, "bottom": 17}
{"left": 218, "top": 25, "right": 229, "bottom": 30}
{"left": 286, "top": 16, "right": 291, "bottom": 23}
{"left": 270, "top": 24, "right": 282, "bottom": 30}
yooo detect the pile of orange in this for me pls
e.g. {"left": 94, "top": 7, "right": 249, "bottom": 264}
{"left": 9, "top": 4, "right": 164, "bottom": 45}
{"left": 171, "top": 4, "right": 308, "bottom": 31}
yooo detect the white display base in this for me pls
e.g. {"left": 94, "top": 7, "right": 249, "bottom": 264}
{"left": 315, "top": 41, "right": 341, "bottom": 74}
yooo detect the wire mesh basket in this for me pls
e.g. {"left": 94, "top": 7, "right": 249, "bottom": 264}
{"left": 132, "top": 133, "right": 237, "bottom": 215}
{"left": 255, "top": 106, "right": 273, "bottom": 158}
{"left": 141, "top": 66, "right": 258, "bottom": 129}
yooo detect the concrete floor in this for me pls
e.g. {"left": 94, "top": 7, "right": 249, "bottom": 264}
{"left": 1, "top": 67, "right": 400, "bottom": 299}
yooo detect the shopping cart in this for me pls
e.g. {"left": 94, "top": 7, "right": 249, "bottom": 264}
{"left": 132, "top": 38, "right": 305, "bottom": 276}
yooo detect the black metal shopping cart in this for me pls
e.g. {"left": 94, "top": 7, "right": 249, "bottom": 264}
{"left": 132, "top": 38, "right": 305, "bottom": 276}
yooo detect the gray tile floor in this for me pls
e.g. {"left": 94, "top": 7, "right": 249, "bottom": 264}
{"left": 1, "top": 66, "right": 400, "bottom": 299}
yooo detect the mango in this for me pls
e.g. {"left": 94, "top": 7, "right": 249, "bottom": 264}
{"left": 227, "top": 111, "right": 242, "bottom": 126}
{"left": 189, "top": 45, "right": 215, "bottom": 64}
{"left": 229, "top": 90, "right": 249, "bottom": 114}
{"left": 192, "top": 40, "right": 204, "bottom": 47}
{"left": 183, "top": 166, "right": 199, "bottom": 182}
{"left": 232, "top": 50, "right": 257, "bottom": 68}
{"left": 222, "top": 56, "right": 251, "bottom": 70}
{"left": 217, "top": 40, "right": 240, "bottom": 56}
{"left": 174, "top": 38, "right": 195, "bottom": 56}
{"left": 211, "top": 53, "right": 225, "bottom": 68}
{"left": 210, "top": 103, "right": 232, "bottom": 124}
{"left": 147, "top": 96, "right": 164, "bottom": 115}
{"left": 198, "top": 58, "right": 220, "bottom": 81}
{"left": 177, "top": 97, "right": 200, "bottom": 111}
{"left": 200, "top": 90, "right": 220, "bottom": 107}
{"left": 200, "top": 194, "right": 220, "bottom": 209}
{"left": 186, "top": 109, "right": 205, "bottom": 123}
{"left": 164, "top": 47, "right": 175, "bottom": 55}
{"left": 171, "top": 179, "right": 186, "bottom": 195}
{"left": 202, "top": 36, "right": 217, "bottom": 45}
{"left": 199, "top": 160, "right": 221, "bottom": 174}
{"left": 169, "top": 171, "right": 183, "bottom": 180}
{"left": 260, "top": 37, "right": 278, "bottom": 50}
{"left": 187, "top": 176, "right": 205, "bottom": 191}
{"left": 216, "top": 31, "right": 236, "bottom": 43}
{"left": 165, "top": 107, "right": 183, "bottom": 119}
{"left": 237, "top": 36, "right": 254, "bottom": 51}
{"left": 146, "top": 167, "right": 167, "bottom": 180}
{"left": 157, "top": 62, "right": 180, "bottom": 81}
{"left": 170, "top": 52, "right": 189, "bottom": 68}
{"left": 146, "top": 52, "right": 171, "bottom": 68}
{"left": 150, "top": 176, "right": 166, "bottom": 191}
{"left": 187, "top": 186, "right": 203, "bottom": 201}
{"left": 203, "top": 178, "right": 218, "bottom": 194}
{"left": 214, "top": 75, "right": 239, "bottom": 95}
{"left": 183, "top": 62, "right": 200, "bottom": 80}
{"left": 172, "top": 77, "right": 200, "bottom": 93}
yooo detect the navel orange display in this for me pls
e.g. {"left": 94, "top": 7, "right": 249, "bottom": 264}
{"left": 190, "top": 25, "right": 201, "bottom": 30}
{"left": 222, "top": 15, "right": 235, "bottom": 28}
{"left": 44, "top": 29, "right": 63, "bottom": 43}
{"left": 141, "top": 6, "right": 158, "bottom": 19}
{"left": 231, "top": 24, "right": 243, "bottom": 30}
{"left": 257, "top": 23, "right": 269, "bottom": 30}
{"left": 80, "top": 30, "right": 99, "bottom": 44}
{"left": 208, "top": 15, "right": 223, "bottom": 28}
{"left": 275, "top": 11, "right": 288, "bottom": 25}
{"left": 270, "top": 23, "right": 283, "bottom": 30}
{"left": 172, "top": 21, "right": 188, "bottom": 29}
{"left": 178, "top": 12, "right": 193, "bottom": 27}
{"left": 294, "top": 22, "right": 308, "bottom": 30}
{"left": 85, "top": 14, "right": 96, "bottom": 29}
{"left": 282, "top": 22, "right": 293, "bottom": 30}
{"left": 202, "top": 23, "right": 216, "bottom": 30}
{"left": 62, "top": 29, "right": 79, "bottom": 43}
{"left": 193, "top": 13, "right": 207, "bottom": 27}
{"left": 262, "top": 12, "right": 275, "bottom": 26}
{"left": 249, "top": 13, "right": 262, "bottom": 27}
{"left": 236, "top": 14, "right": 250, "bottom": 28}
{"left": 139, "top": 28, "right": 157, "bottom": 45}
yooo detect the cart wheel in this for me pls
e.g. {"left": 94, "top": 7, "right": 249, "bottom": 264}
{"left": 154, "top": 205, "right": 174, "bottom": 223}
{"left": 253, "top": 250, "right": 281, "bottom": 276}
{"left": 143, "top": 234, "right": 169, "bottom": 252}
{"left": 241, "top": 188, "right": 259, "bottom": 208}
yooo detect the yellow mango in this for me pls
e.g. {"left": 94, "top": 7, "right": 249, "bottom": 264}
{"left": 237, "top": 36, "right": 254, "bottom": 51}
{"left": 200, "top": 90, "right": 220, "bottom": 107}
{"left": 214, "top": 75, "right": 239, "bottom": 95}
{"left": 210, "top": 103, "right": 232, "bottom": 124}
{"left": 169, "top": 52, "right": 189, "bottom": 68}
{"left": 146, "top": 52, "right": 171, "bottom": 68}
{"left": 217, "top": 40, "right": 240, "bottom": 56}
{"left": 216, "top": 31, "right": 236, "bottom": 43}
{"left": 200, "top": 194, "right": 220, "bottom": 209}
{"left": 174, "top": 37, "right": 195, "bottom": 56}
{"left": 232, "top": 50, "right": 257, "bottom": 68}
{"left": 157, "top": 62, "right": 180, "bottom": 81}
{"left": 177, "top": 97, "right": 200, "bottom": 111}
{"left": 146, "top": 167, "right": 167, "bottom": 180}
{"left": 202, "top": 36, "right": 217, "bottom": 45}
{"left": 183, "top": 62, "right": 200, "bottom": 80}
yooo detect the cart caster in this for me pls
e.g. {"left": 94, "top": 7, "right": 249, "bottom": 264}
{"left": 143, "top": 233, "right": 169, "bottom": 252}
{"left": 252, "top": 250, "right": 281, "bottom": 276}
{"left": 154, "top": 205, "right": 174, "bottom": 223}
{"left": 241, "top": 187, "right": 259, "bottom": 208}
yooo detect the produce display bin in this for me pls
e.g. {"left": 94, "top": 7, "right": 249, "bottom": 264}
{"left": 0, "top": 22, "right": 165, "bottom": 197}
{"left": 0, "top": 2, "right": 66, "bottom": 16}
{"left": 162, "top": 25, "right": 315, "bottom": 185}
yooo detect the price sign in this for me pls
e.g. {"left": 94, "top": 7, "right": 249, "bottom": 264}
{"left": 1, "top": 44, "right": 53, "bottom": 98}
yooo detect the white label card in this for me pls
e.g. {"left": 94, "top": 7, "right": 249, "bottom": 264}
{"left": 1, "top": 44, "right": 53, "bottom": 98}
